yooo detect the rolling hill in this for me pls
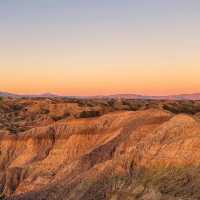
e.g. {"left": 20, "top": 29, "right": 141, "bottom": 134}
{"left": 0, "top": 104, "right": 200, "bottom": 199}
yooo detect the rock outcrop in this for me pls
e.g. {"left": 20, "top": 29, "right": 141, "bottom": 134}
{"left": 0, "top": 109, "right": 200, "bottom": 199}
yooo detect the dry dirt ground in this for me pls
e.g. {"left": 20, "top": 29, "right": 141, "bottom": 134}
{"left": 1, "top": 98, "right": 200, "bottom": 200}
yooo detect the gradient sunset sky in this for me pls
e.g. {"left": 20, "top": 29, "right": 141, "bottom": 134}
{"left": 1, "top": 0, "right": 200, "bottom": 96}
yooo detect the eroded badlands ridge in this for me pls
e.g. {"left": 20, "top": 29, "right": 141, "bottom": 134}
{"left": 1, "top": 108, "right": 200, "bottom": 199}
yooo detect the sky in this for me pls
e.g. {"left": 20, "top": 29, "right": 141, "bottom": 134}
{"left": 0, "top": 0, "right": 200, "bottom": 96}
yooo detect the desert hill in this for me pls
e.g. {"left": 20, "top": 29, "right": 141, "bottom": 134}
{"left": 1, "top": 97, "right": 200, "bottom": 134}
{"left": 0, "top": 101, "right": 200, "bottom": 199}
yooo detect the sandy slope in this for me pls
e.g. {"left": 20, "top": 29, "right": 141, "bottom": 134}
{"left": 1, "top": 109, "right": 200, "bottom": 199}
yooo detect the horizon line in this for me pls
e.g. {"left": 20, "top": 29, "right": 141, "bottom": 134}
{"left": 1, "top": 91, "right": 200, "bottom": 97}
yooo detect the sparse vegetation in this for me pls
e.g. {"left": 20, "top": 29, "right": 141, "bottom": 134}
{"left": 0, "top": 97, "right": 3, "bottom": 107}
{"left": 51, "top": 112, "right": 70, "bottom": 121}
{"left": 1, "top": 102, "right": 200, "bottom": 199}
{"left": 162, "top": 101, "right": 200, "bottom": 114}
{"left": 1, "top": 98, "right": 200, "bottom": 134}
{"left": 0, "top": 194, "right": 6, "bottom": 200}
{"left": 79, "top": 110, "right": 101, "bottom": 118}
{"left": 81, "top": 166, "right": 200, "bottom": 200}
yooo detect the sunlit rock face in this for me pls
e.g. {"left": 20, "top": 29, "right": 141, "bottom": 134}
{"left": 1, "top": 100, "right": 200, "bottom": 200}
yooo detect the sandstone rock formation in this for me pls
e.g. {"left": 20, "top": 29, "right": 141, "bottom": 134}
{"left": 0, "top": 107, "right": 200, "bottom": 200}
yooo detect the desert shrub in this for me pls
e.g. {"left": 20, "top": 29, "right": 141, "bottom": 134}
{"left": 83, "top": 166, "right": 200, "bottom": 200}
{"left": 51, "top": 112, "right": 70, "bottom": 121}
{"left": 8, "top": 125, "right": 20, "bottom": 134}
{"left": 63, "top": 112, "right": 70, "bottom": 118}
{"left": 79, "top": 111, "right": 101, "bottom": 118}
{"left": 0, "top": 98, "right": 3, "bottom": 107}
{"left": 163, "top": 104, "right": 180, "bottom": 114}
{"left": 86, "top": 102, "right": 96, "bottom": 107}
{"left": 140, "top": 166, "right": 200, "bottom": 199}
{"left": 75, "top": 99, "right": 88, "bottom": 107}
{"left": 81, "top": 175, "right": 131, "bottom": 200}
{"left": 40, "top": 108, "right": 50, "bottom": 114}
{"left": 108, "top": 99, "right": 115, "bottom": 107}
{"left": 11, "top": 104, "right": 23, "bottom": 111}
{"left": 129, "top": 103, "right": 143, "bottom": 111}
{"left": 163, "top": 102, "right": 200, "bottom": 114}
{"left": 0, "top": 194, "right": 5, "bottom": 200}
{"left": 121, "top": 100, "right": 133, "bottom": 110}
{"left": 112, "top": 100, "right": 129, "bottom": 111}
{"left": 183, "top": 102, "right": 200, "bottom": 114}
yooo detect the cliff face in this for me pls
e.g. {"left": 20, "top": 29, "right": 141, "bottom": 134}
{"left": 1, "top": 109, "right": 200, "bottom": 200}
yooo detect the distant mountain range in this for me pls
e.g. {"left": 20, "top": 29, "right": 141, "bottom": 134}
{"left": 0, "top": 92, "right": 60, "bottom": 98}
{"left": 1, "top": 91, "right": 200, "bottom": 100}
{"left": 105, "top": 93, "right": 200, "bottom": 100}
